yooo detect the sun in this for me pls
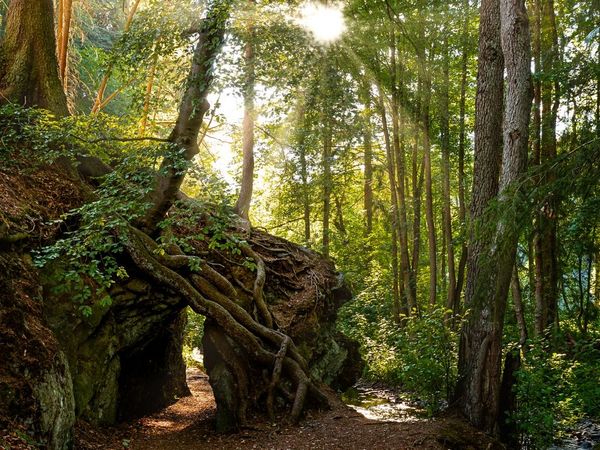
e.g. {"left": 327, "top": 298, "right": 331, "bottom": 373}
{"left": 297, "top": 2, "right": 347, "bottom": 44}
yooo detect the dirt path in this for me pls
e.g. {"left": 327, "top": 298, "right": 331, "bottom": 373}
{"left": 75, "top": 369, "right": 499, "bottom": 450}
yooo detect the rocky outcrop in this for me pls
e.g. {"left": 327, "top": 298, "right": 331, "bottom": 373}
{"left": 0, "top": 164, "right": 190, "bottom": 448}
{"left": 0, "top": 251, "right": 76, "bottom": 449}
{"left": 0, "top": 162, "right": 362, "bottom": 447}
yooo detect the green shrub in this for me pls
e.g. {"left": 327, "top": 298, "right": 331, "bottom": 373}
{"left": 511, "top": 335, "right": 600, "bottom": 449}
{"left": 338, "top": 282, "right": 460, "bottom": 414}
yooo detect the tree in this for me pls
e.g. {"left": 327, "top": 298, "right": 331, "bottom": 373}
{"left": 0, "top": 0, "right": 68, "bottom": 116}
{"left": 56, "top": 0, "right": 74, "bottom": 88}
{"left": 455, "top": 0, "right": 532, "bottom": 433}
{"left": 534, "top": 0, "right": 560, "bottom": 336}
{"left": 234, "top": 0, "right": 256, "bottom": 221}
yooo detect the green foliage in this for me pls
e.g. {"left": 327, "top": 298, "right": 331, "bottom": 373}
{"left": 0, "top": 106, "right": 163, "bottom": 315}
{"left": 183, "top": 308, "right": 206, "bottom": 369}
{"left": 510, "top": 334, "right": 600, "bottom": 448}
{"left": 338, "top": 274, "right": 460, "bottom": 414}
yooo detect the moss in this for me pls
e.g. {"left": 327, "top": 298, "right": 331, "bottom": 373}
{"left": 30, "top": 352, "right": 75, "bottom": 450}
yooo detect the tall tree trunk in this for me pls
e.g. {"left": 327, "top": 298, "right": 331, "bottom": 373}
{"left": 411, "top": 103, "right": 424, "bottom": 301}
{"left": 511, "top": 264, "right": 528, "bottom": 346}
{"left": 234, "top": 0, "right": 256, "bottom": 221}
{"left": 455, "top": 0, "right": 471, "bottom": 311}
{"left": 57, "top": 0, "right": 73, "bottom": 88}
{"left": 137, "top": 0, "right": 230, "bottom": 234}
{"left": 456, "top": 0, "right": 532, "bottom": 434}
{"left": 322, "top": 118, "right": 332, "bottom": 258}
{"left": 423, "top": 73, "right": 437, "bottom": 307}
{"left": 455, "top": 0, "right": 505, "bottom": 432}
{"left": 0, "top": 0, "right": 68, "bottom": 116}
{"left": 300, "top": 140, "right": 311, "bottom": 247}
{"left": 390, "top": 35, "right": 417, "bottom": 313}
{"left": 379, "top": 89, "right": 405, "bottom": 319}
{"left": 534, "top": 0, "right": 560, "bottom": 336}
{"left": 440, "top": 30, "right": 456, "bottom": 313}
{"left": 362, "top": 89, "right": 374, "bottom": 238}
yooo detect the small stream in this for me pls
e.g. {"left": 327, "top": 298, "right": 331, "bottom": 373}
{"left": 342, "top": 382, "right": 429, "bottom": 423}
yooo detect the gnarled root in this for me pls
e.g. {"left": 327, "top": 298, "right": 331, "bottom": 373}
{"left": 119, "top": 225, "right": 338, "bottom": 426}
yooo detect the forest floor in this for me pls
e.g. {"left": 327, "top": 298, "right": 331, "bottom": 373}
{"left": 74, "top": 368, "right": 501, "bottom": 450}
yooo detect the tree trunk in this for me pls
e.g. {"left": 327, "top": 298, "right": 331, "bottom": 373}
{"left": 234, "top": 0, "right": 256, "bottom": 221}
{"left": 423, "top": 68, "right": 437, "bottom": 307}
{"left": 0, "top": 0, "right": 68, "bottom": 116}
{"left": 361, "top": 85, "right": 374, "bottom": 238}
{"left": 322, "top": 118, "right": 332, "bottom": 258}
{"left": 379, "top": 89, "right": 404, "bottom": 320}
{"left": 300, "top": 140, "right": 311, "bottom": 247}
{"left": 137, "top": 0, "right": 229, "bottom": 234}
{"left": 57, "top": 0, "right": 73, "bottom": 88}
{"left": 511, "top": 264, "right": 528, "bottom": 346}
{"left": 456, "top": 0, "right": 532, "bottom": 434}
{"left": 390, "top": 35, "right": 417, "bottom": 314}
{"left": 441, "top": 32, "right": 456, "bottom": 314}
{"left": 534, "top": 0, "right": 560, "bottom": 336}
{"left": 411, "top": 107, "right": 424, "bottom": 303}
{"left": 454, "top": 0, "right": 471, "bottom": 312}
{"left": 455, "top": 0, "right": 505, "bottom": 432}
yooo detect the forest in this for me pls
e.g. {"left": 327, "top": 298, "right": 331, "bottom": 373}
{"left": 0, "top": 0, "right": 599, "bottom": 449}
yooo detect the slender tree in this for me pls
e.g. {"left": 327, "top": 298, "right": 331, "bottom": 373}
{"left": 534, "top": 0, "right": 560, "bottom": 336}
{"left": 234, "top": 0, "right": 257, "bottom": 221}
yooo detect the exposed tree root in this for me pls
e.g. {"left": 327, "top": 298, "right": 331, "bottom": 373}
{"left": 241, "top": 245, "right": 273, "bottom": 328}
{"left": 119, "top": 225, "right": 338, "bottom": 425}
{"left": 267, "top": 335, "right": 290, "bottom": 420}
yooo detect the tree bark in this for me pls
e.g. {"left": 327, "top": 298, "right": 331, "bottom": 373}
{"left": 455, "top": 0, "right": 471, "bottom": 312}
{"left": 390, "top": 34, "right": 417, "bottom": 314}
{"left": 423, "top": 65, "right": 437, "bottom": 307}
{"left": 300, "top": 139, "right": 311, "bottom": 247}
{"left": 441, "top": 31, "right": 456, "bottom": 314}
{"left": 361, "top": 85, "right": 374, "bottom": 238}
{"left": 322, "top": 117, "right": 332, "bottom": 258}
{"left": 511, "top": 264, "right": 528, "bottom": 346}
{"left": 534, "top": 0, "right": 560, "bottom": 336}
{"left": 57, "top": 0, "right": 73, "bottom": 88}
{"left": 456, "top": 0, "right": 532, "bottom": 434}
{"left": 379, "top": 89, "right": 404, "bottom": 320}
{"left": 0, "top": 0, "right": 68, "bottom": 116}
{"left": 455, "top": 0, "right": 505, "bottom": 432}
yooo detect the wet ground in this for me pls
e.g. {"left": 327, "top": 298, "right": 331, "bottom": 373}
{"left": 342, "top": 383, "right": 429, "bottom": 423}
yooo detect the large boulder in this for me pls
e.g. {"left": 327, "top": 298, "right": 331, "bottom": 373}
{"left": 0, "top": 163, "right": 190, "bottom": 448}
{"left": 0, "top": 160, "right": 362, "bottom": 447}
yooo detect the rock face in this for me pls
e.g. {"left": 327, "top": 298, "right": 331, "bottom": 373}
{"left": 0, "top": 164, "right": 190, "bottom": 448}
{"left": 0, "top": 251, "right": 76, "bottom": 449}
{"left": 43, "top": 268, "right": 190, "bottom": 425}
{"left": 0, "top": 162, "right": 362, "bottom": 447}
